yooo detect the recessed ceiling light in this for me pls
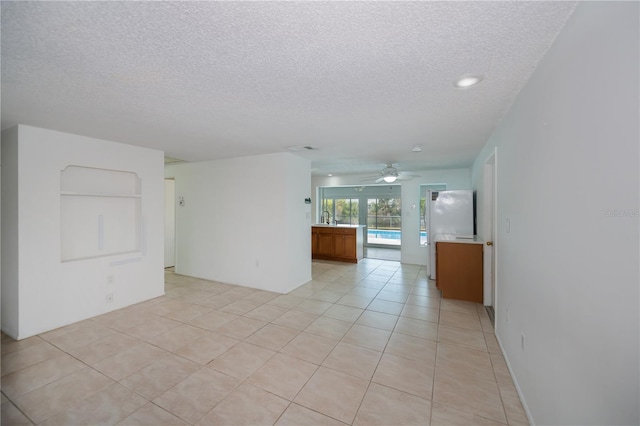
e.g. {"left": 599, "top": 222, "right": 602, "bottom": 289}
{"left": 328, "top": 174, "right": 333, "bottom": 177}
{"left": 454, "top": 75, "right": 483, "bottom": 88}
{"left": 412, "top": 145, "right": 423, "bottom": 152}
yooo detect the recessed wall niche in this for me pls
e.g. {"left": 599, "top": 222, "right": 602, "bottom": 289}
{"left": 60, "top": 165, "right": 142, "bottom": 262}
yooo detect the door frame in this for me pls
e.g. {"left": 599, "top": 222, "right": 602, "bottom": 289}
{"left": 164, "top": 178, "right": 176, "bottom": 268}
{"left": 482, "top": 149, "right": 497, "bottom": 310}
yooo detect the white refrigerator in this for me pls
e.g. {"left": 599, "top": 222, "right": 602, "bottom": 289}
{"left": 427, "top": 190, "right": 474, "bottom": 280}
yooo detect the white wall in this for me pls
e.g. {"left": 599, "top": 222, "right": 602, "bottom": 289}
{"left": 312, "top": 168, "right": 471, "bottom": 265}
{"left": 1, "top": 126, "right": 19, "bottom": 338}
{"left": 471, "top": 3, "right": 639, "bottom": 425}
{"left": 1, "top": 125, "right": 165, "bottom": 340}
{"left": 165, "top": 152, "right": 311, "bottom": 294}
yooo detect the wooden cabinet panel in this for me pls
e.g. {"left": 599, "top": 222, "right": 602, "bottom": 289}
{"left": 436, "top": 242, "right": 483, "bottom": 303}
{"left": 311, "top": 227, "right": 362, "bottom": 263}
{"left": 343, "top": 233, "right": 357, "bottom": 259}
{"left": 317, "top": 234, "right": 334, "bottom": 257}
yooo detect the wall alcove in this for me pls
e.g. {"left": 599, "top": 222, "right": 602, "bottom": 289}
{"left": 60, "top": 165, "right": 142, "bottom": 262}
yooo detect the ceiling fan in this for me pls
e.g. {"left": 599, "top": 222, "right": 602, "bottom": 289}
{"left": 363, "top": 163, "right": 418, "bottom": 183}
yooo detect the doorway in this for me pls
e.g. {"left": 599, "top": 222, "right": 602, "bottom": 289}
{"left": 164, "top": 179, "right": 176, "bottom": 268}
{"left": 483, "top": 151, "right": 497, "bottom": 323}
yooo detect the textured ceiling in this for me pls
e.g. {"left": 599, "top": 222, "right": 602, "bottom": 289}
{"left": 1, "top": 1, "right": 577, "bottom": 175}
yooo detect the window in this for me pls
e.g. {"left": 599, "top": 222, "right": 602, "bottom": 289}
{"left": 335, "top": 198, "right": 359, "bottom": 225}
{"left": 318, "top": 185, "right": 401, "bottom": 247}
{"left": 367, "top": 198, "right": 401, "bottom": 245}
{"left": 320, "top": 198, "right": 334, "bottom": 223}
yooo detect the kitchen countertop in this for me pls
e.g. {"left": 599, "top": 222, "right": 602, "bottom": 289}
{"left": 312, "top": 224, "right": 367, "bottom": 228}
{"left": 433, "top": 233, "right": 483, "bottom": 244}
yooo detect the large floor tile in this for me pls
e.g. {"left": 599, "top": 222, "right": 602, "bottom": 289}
{"left": 342, "top": 324, "right": 391, "bottom": 351}
{"left": 322, "top": 342, "right": 382, "bottom": 380}
{"left": 92, "top": 342, "right": 170, "bottom": 381}
{"left": 245, "top": 324, "right": 300, "bottom": 351}
{"left": 394, "top": 316, "right": 439, "bottom": 341}
{"left": 323, "top": 304, "right": 364, "bottom": 323}
{"left": 118, "top": 402, "right": 189, "bottom": 425}
{"left": 120, "top": 355, "right": 200, "bottom": 400}
{"left": 499, "top": 382, "right": 529, "bottom": 425}
{"left": 1, "top": 334, "right": 44, "bottom": 355}
{"left": 432, "top": 371, "right": 506, "bottom": 423}
{"left": 436, "top": 343, "right": 495, "bottom": 382}
{"left": 145, "top": 324, "right": 210, "bottom": 352}
{"left": 401, "top": 304, "right": 440, "bottom": 323}
{"left": 375, "top": 290, "right": 409, "bottom": 303}
{"left": 294, "top": 366, "right": 369, "bottom": 424}
{"left": 14, "top": 368, "right": 113, "bottom": 424}
{"left": 438, "top": 324, "right": 488, "bottom": 352}
{"left": 366, "top": 299, "right": 404, "bottom": 315}
{"left": 275, "top": 403, "right": 347, "bottom": 426}
{"left": 40, "top": 321, "right": 116, "bottom": 352}
{"left": 430, "top": 401, "right": 507, "bottom": 426}
{"left": 280, "top": 332, "right": 338, "bottom": 364}
{"left": 439, "top": 310, "right": 482, "bottom": 331}
{"left": 41, "top": 383, "right": 146, "bottom": 426}
{"left": 247, "top": 353, "right": 318, "bottom": 400}
{"left": 174, "top": 332, "right": 239, "bottom": 365}
{"left": 440, "top": 298, "right": 480, "bottom": 315}
{"left": 153, "top": 368, "right": 240, "bottom": 424}
{"left": 68, "top": 332, "right": 140, "bottom": 365}
{"left": 1, "top": 401, "right": 33, "bottom": 426}
{"left": 219, "top": 299, "right": 264, "bottom": 315}
{"left": 272, "top": 310, "right": 319, "bottom": 330}
{"left": 186, "top": 311, "right": 238, "bottom": 332}
{"left": 294, "top": 299, "right": 334, "bottom": 315}
{"left": 2, "top": 353, "right": 86, "bottom": 399}
{"left": 385, "top": 332, "right": 437, "bottom": 363}
{"left": 122, "top": 316, "right": 183, "bottom": 340}
{"left": 406, "top": 294, "right": 441, "bottom": 309}
{"left": 304, "top": 316, "right": 352, "bottom": 340}
{"left": 196, "top": 383, "right": 289, "bottom": 425}
{"left": 1, "top": 342, "right": 66, "bottom": 377}
{"left": 356, "top": 310, "right": 399, "bottom": 331}
{"left": 354, "top": 382, "right": 431, "bottom": 426}
{"left": 372, "top": 353, "right": 434, "bottom": 400}
{"left": 212, "top": 316, "right": 267, "bottom": 340}
{"left": 207, "top": 342, "right": 275, "bottom": 380}
{"left": 244, "top": 304, "right": 289, "bottom": 322}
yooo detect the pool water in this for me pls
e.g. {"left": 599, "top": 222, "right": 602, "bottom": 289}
{"left": 367, "top": 230, "right": 427, "bottom": 239}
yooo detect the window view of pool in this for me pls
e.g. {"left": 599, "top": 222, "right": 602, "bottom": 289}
{"left": 367, "top": 229, "right": 427, "bottom": 246}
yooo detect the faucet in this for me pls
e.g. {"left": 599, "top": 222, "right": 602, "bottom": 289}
{"left": 323, "top": 210, "right": 330, "bottom": 225}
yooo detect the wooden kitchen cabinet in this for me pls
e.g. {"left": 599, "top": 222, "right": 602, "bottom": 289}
{"left": 435, "top": 241, "right": 483, "bottom": 303}
{"left": 316, "top": 227, "right": 335, "bottom": 257}
{"left": 334, "top": 228, "right": 357, "bottom": 259}
{"left": 312, "top": 226, "right": 363, "bottom": 263}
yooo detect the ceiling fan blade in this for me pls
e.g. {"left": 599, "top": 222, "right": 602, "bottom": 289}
{"left": 395, "top": 174, "right": 415, "bottom": 181}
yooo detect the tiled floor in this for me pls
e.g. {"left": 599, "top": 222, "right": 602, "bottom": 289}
{"left": 363, "top": 247, "right": 401, "bottom": 261}
{"left": 1, "top": 259, "right": 529, "bottom": 425}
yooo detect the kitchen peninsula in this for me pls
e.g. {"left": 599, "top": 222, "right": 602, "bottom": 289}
{"left": 311, "top": 224, "right": 366, "bottom": 263}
